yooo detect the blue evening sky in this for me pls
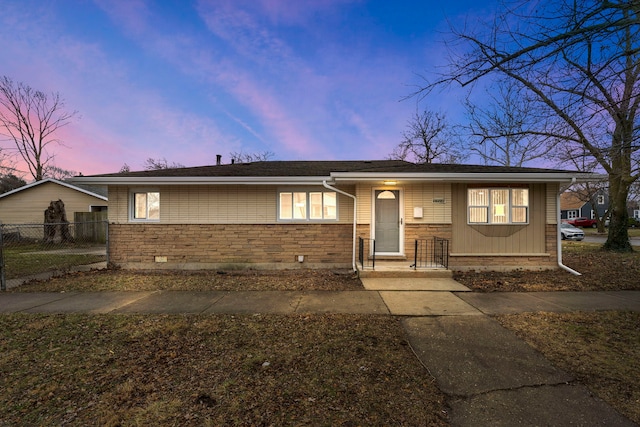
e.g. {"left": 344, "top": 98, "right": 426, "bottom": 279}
{"left": 1, "top": 0, "right": 499, "bottom": 176}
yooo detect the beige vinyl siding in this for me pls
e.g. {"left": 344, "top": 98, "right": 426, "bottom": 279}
{"left": 451, "top": 183, "right": 547, "bottom": 255}
{"left": 356, "top": 183, "right": 451, "bottom": 224}
{"left": 404, "top": 183, "right": 451, "bottom": 224}
{"left": 109, "top": 186, "right": 129, "bottom": 223}
{"left": 110, "top": 184, "right": 354, "bottom": 224}
{"left": 546, "top": 183, "right": 559, "bottom": 224}
{"left": 356, "top": 185, "right": 372, "bottom": 223}
{"left": 0, "top": 182, "right": 105, "bottom": 224}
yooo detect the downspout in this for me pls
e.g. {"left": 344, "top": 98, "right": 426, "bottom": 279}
{"left": 558, "top": 178, "right": 582, "bottom": 275}
{"left": 323, "top": 180, "right": 357, "bottom": 273}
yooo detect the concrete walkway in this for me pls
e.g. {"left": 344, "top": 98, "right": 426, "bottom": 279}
{"left": 1, "top": 282, "right": 639, "bottom": 426}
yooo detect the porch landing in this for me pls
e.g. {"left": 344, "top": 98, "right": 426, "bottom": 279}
{"left": 358, "top": 261, "right": 470, "bottom": 291}
{"left": 357, "top": 260, "right": 452, "bottom": 279}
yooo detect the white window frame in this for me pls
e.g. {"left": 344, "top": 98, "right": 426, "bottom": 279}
{"left": 467, "top": 187, "right": 529, "bottom": 225}
{"left": 634, "top": 209, "right": 640, "bottom": 219}
{"left": 277, "top": 189, "right": 338, "bottom": 221}
{"left": 597, "top": 195, "right": 605, "bottom": 205}
{"left": 130, "top": 190, "right": 160, "bottom": 222}
{"left": 567, "top": 210, "right": 579, "bottom": 219}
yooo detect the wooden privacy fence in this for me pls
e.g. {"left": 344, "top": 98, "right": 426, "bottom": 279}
{"left": 74, "top": 212, "right": 108, "bottom": 243}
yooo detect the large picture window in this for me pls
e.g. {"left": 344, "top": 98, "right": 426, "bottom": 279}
{"left": 279, "top": 191, "right": 337, "bottom": 220}
{"left": 468, "top": 188, "right": 528, "bottom": 224}
{"left": 132, "top": 191, "right": 160, "bottom": 221}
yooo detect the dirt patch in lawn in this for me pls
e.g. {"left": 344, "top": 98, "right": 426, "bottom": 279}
{"left": 454, "top": 246, "right": 640, "bottom": 292}
{"left": 496, "top": 311, "right": 640, "bottom": 424}
{"left": 0, "top": 313, "right": 449, "bottom": 426}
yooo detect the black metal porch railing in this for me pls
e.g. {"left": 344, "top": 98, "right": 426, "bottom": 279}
{"left": 413, "top": 237, "right": 449, "bottom": 269}
{"left": 358, "top": 237, "right": 375, "bottom": 270}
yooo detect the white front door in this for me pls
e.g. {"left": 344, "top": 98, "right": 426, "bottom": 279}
{"left": 374, "top": 189, "right": 402, "bottom": 254}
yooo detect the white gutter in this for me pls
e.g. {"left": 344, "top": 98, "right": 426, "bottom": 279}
{"left": 330, "top": 171, "right": 602, "bottom": 183}
{"left": 323, "top": 180, "right": 357, "bottom": 273}
{"left": 69, "top": 176, "right": 330, "bottom": 186}
{"left": 557, "top": 178, "right": 581, "bottom": 275}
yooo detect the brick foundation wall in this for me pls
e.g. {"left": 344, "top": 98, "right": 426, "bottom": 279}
{"left": 109, "top": 223, "right": 353, "bottom": 269}
{"left": 110, "top": 222, "right": 560, "bottom": 271}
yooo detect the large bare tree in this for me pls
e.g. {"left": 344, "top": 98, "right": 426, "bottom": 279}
{"left": 0, "top": 76, "right": 77, "bottom": 181}
{"left": 420, "top": 0, "right": 640, "bottom": 251}
{"left": 389, "top": 109, "right": 465, "bottom": 164}
{"left": 463, "top": 79, "right": 549, "bottom": 166}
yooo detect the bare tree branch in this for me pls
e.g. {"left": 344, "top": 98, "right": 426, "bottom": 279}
{"left": 143, "top": 157, "right": 186, "bottom": 170}
{"left": 229, "top": 150, "right": 275, "bottom": 164}
{"left": 389, "top": 109, "right": 465, "bottom": 164}
{"left": 419, "top": 0, "right": 640, "bottom": 251}
{"left": 0, "top": 76, "right": 77, "bottom": 181}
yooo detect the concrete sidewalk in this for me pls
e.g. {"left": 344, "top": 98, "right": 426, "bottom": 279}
{"left": 1, "top": 289, "right": 639, "bottom": 316}
{"left": 1, "top": 287, "right": 638, "bottom": 426}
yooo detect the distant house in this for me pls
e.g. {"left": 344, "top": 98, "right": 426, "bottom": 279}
{"left": 72, "top": 160, "right": 596, "bottom": 272}
{"left": 560, "top": 188, "right": 608, "bottom": 222}
{"left": 0, "top": 178, "right": 107, "bottom": 225}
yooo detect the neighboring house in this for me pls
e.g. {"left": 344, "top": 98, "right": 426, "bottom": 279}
{"left": 560, "top": 188, "right": 608, "bottom": 221}
{"left": 0, "top": 178, "right": 108, "bottom": 225}
{"left": 71, "top": 160, "right": 595, "bottom": 272}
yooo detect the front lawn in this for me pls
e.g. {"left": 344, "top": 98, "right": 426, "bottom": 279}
{"left": 0, "top": 313, "right": 448, "bottom": 426}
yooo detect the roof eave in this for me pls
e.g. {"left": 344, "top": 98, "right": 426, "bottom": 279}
{"left": 70, "top": 171, "right": 604, "bottom": 186}
{"left": 70, "top": 176, "right": 331, "bottom": 186}
{"left": 0, "top": 178, "right": 108, "bottom": 201}
{"left": 329, "top": 172, "right": 602, "bottom": 183}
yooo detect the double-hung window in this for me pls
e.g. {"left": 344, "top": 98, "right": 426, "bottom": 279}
{"left": 131, "top": 191, "right": 160, "bottom": 221}
{"left": 468, "top": 187, "right": 529, "bottom": 224}
{"left": 279, "top": 190, "right": 337, "bottom": 220}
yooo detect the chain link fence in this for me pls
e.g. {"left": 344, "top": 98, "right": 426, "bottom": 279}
{"left": 0, "top": 221, "right": 108, "bottom": 290}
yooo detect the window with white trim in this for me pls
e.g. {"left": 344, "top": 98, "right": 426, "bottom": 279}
{"left": 634, "top": 210, "right": 640, "bottom": 219}
{"left": 468, "top": 188, "right": 529, "bottom": 224}
{"left": 567, "top": 210, "right": 579, "bottom": 219}
{"left": 278, "top": 191, "right": 337, "bottom": 220}
{"left": 131, "top": 191, "right": 160, "bottom": 221}
{"left": 597, "top": 195, "right": 605, "bottom": 205}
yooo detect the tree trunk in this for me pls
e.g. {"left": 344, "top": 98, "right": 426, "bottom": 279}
{"left": 604, "top": 175, "right": 633, "bottom": 252}
{"left": 43, "top": 199, "right": 74, "bottom": 244}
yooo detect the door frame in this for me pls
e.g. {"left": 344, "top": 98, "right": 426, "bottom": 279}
{"left": 370, "top": 187, "right": 404, "bottom": 256}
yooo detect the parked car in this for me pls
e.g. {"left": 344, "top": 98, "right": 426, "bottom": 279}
{"left": 560, "top": 223, "right": 585, "bottom": 241}
{"left": 567, "top": 217, "right": 598, "bottom": 228}
{"left": 604, "top": 218, "right": 637, "bottom": 227}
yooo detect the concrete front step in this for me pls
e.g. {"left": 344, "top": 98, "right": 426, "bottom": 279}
{"left": 358, "top": 268, "right": 452, "bottom": 279}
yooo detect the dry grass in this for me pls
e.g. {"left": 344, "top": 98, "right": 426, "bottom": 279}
{"left": 0, "top": 313, "right": 448, "bottom": 426}
{"left": 11, "top": 268, "right": 363, "bottom": 293}
{"left": 496, "top": 311, "right": 640, "bottom": 424}
{"left": 454, "top": 244, "right": 640, "bottom": 292}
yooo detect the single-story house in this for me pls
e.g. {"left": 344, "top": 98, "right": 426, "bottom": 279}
{"left": 71, "top": 160, "right": 595, "bottom": 272}
{"left": 0, "top": 178, "right": 108, "bottom": 225}
{"left": 560, "top": 188, "right": 608, "bottom": 221}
